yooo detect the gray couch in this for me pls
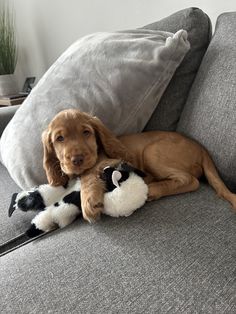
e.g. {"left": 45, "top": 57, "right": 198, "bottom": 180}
{"left": 0, "top": 8, "right": 235, "bottom": 313}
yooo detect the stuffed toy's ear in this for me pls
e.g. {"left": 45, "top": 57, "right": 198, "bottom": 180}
{"left": 112, "top": 171, "right": 122, "bottom": 188}
{"left": 42, "top": 129, "right": 69, "bottom": 186}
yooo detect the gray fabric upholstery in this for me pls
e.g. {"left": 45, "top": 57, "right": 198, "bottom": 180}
{"left": 144, "top": 7, "right": 212, "bottom": 132}
{"left": 1, "top": 184, "right": 235, "bottom": 313}
{"left": 0, "top": 164, "right": 36, "bottom": 246}
{"left": 0, "top": 105, "right": 19, "bottom": 138}
{"left": 177, "top": 12, "right": 236, "bottom": 191}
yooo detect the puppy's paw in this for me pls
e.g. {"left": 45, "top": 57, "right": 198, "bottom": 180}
{"left": 228, "top": 193, "right": 236, "bottom": 212}
{"left": 82, "top": 198, "right": 103, "bottom": 223}
{"left": 147, "top": 183, "right": 162, "bottom": 202}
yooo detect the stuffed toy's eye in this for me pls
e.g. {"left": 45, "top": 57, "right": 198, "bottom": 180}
{"left": 83, "top": 130, "right": 91, "bottom": 137}
{"left": 56, "top": 135, "right": 64, "bottom": 142}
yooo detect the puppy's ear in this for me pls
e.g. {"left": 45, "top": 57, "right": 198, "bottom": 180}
{"left": 42, "top": 129, "right": 69, "bottom": 186}
{"left": 90, "top": 116, "right": 133, "bottom": 163}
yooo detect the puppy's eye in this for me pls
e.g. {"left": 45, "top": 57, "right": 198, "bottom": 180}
{"left": 56, "top": 135, "right": 64, "bottom": 142}
{"left": 83, "top": 130, "right": 91, "bottom": 137}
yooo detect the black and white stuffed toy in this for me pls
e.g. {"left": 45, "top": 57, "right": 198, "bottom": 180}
{"left": 9, "top": 163, "right": 148, "bottom": 237}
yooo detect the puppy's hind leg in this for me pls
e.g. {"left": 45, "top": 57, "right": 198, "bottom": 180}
{"left": 147, "top": 172, "right": 200, "bottom": 201}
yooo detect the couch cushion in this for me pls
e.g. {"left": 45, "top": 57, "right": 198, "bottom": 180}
{"left": 0, "top": 163, "right": 35, "bottom": 246}
{"left": 177, "top": 12, "right": 236, "bottom": 191}
{"left": 1, "top": 184, "right": 235, "bottom": 313}
{"left": 144, "top": 7, "right": 212, "bottom": 132}
{"left": 0, "top": 29, "right": 189, "bottom": 190}
{"left": 0, "top": 106, "right": 20, "bottom": 138}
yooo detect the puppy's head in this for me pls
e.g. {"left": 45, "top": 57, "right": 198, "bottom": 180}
{"left": 42, "top": 109, "right": 133, "bottom": 186}
{"left": 42, "top": 109, "right": 98, "bottom": 185}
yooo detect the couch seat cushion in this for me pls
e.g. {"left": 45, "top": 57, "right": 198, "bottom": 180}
{"left": 1, "top": 184, "right": 235, "bottom": 313}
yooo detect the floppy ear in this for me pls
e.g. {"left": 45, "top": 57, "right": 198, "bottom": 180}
{"left": 42, "top": 129, "right": 69, "bottom": 186}
{"left": 90, "top": 116, "right": 134, "bottom": 163}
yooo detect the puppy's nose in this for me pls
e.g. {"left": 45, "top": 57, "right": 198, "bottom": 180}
{"left": 71, "top": 154, "right": 84, "bottom": 166}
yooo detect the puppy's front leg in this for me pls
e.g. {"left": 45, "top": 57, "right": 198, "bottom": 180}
{"left": 80, "top": 171, "right": 105, "bottom": 223}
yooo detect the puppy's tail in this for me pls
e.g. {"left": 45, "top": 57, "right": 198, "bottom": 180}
{"left": 202, "top": 149, "right": 236, "bottom": 210}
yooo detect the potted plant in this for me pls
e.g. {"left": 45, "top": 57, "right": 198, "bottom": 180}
{"left": 0, "top": 2, "right": 17, "bottom": 96}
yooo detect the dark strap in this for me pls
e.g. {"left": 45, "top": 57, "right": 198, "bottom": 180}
{"left": 0, "top": 232, "right": 48, "bottom": 257}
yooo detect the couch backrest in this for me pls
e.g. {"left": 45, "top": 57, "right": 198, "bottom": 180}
{"left": 144, "top": 7, "right": 212, "bottom": 132}
{"left": 178, "top": 12, "right": 236, "bottom": 191}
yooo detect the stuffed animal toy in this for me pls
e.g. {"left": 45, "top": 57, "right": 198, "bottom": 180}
{"left": 9, "top": 162, "right": 148, "bottom": 237}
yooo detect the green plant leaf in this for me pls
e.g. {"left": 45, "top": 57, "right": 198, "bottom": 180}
{"left": 0, "top": 1, "right": 17, "bottom": 75}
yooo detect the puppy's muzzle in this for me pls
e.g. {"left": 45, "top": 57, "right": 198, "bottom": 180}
{"left": 71, "top": 154, "right": 84, "bottom": 166}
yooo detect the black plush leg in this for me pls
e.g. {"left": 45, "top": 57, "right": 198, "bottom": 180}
{"left": 25, "top": 223, "right": 44, "bottom": 238}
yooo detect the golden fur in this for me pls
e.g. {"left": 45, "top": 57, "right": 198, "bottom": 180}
{"left": 42, "top": 109, "right": 236, "bottom": 222}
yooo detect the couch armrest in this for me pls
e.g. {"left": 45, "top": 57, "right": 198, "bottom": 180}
{"left": 0, "top": 105, "right": 20, "bottom": 137}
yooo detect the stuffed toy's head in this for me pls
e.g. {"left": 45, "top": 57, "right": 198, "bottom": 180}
{"left": 101, "top": 162, "right": 146, "bottom": 192}
{"left": 101, "top": 162, "right": 148, "bottom": 217}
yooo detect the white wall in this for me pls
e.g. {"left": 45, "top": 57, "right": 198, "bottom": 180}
{"left": 6, "top": 0, "right": 236, "bottom": 90}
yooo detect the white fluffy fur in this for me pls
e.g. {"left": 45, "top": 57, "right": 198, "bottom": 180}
{"left": 38, "top": 179, "right": 81, "bottom": 206}
{"left": 32, "top": 203, "right": 80, "bottom": 232}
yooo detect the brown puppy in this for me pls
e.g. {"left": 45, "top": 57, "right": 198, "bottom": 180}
{"left": 42, "top": 109, "right": 236, "bottom": 222}
{"left": 42, "top": 110, "right": 132, "bottom": 185}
